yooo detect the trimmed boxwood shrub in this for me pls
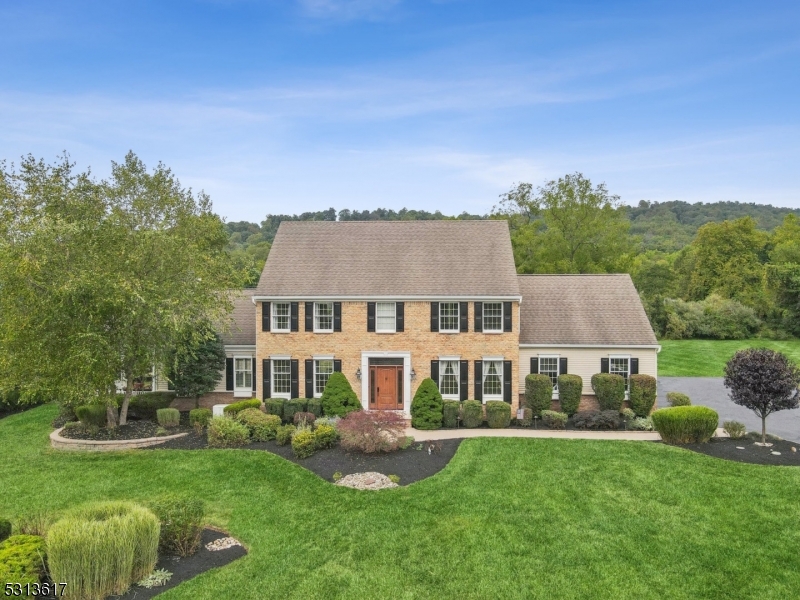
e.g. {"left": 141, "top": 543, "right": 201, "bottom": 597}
{"left": 189, "top": 408, "right": 212, "bottom": 430}
{"left": 591, "top": 373, "right": 625, "bottom": 411}
{"left": 156, "top": 407, "right": 180, "bottom": 428}
{"left": 283, "top": 398, "right": 307, "bottom": 424}
{"left": 629, "top": 374, "right": 657, "bottom": 417}
{"left": 265, "top": 398, "right": 285, "bottom": 419}
{"left": 442, "top": 400, "right": 460, "bottom": 428}
{"left": 525, "top": 374, "right": 552, "bottom": 415}
{"left": 237, "top": 408, "right": 281, "bottom": 441}
{"left": 0, "top": 534, "right": 46, "bottom": 589}
{"left": 314, "top": 423, "right": 338, "bottom": 449}
{"left": 306, "top": 398, "right": 322, "bottom": 417}
{"left": 0, "top": 518, "right": 10, "bottom": 542}
{"left": 410, "top": 378, "right": 443, "bottom": 430}
{"left": 275, "top": 424, "right": 296, "bottom": 446}
{"left": 557, "top": 374, "right": 582, "bottom": 416}
{"left": 542, "top": 410, "right": 568, "bottom": 429}
{"left": 128, "top": 392, "right": 176, "bottom": 420}
{"left": 223, "top": 398, "right": 262, "bottom": 416}
{"left": 75, "top": 404, "right": 107, "bottom": 428}
{"left": 461, "top": 400, "right": 483, "bottom": 428}
{"left": 207, "top": 416, "right": 250, "bottom": 448}
{"left": 292, "top": 429, "right": 317, "bottom": 458}
{"left": 666, "top": 391, "right": 691, "bottom": 407}
{"left": 321, "top": 373, "right": 361, "bottom": 418}
{"left": 651, "top": 406, "right": 718, "bottom": 444}
{"left": 485, "top": 401, "right": 511, "bottom": 428}
{"left": 148, "top": 494, "right": 204, "bottom": 557}
{"left": 572, "top": 410, "right": 622, "bottom": 430}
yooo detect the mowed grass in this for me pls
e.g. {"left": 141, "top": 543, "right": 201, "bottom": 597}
{"left": 658, "top": 339, "right": 800, "bottom": 377}
{"left": 3, "top": 406, "right": 800, "bottom": 599}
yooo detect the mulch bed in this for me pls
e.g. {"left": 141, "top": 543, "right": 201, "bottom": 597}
{"left": 59, "top": 414, "right": 193, "bottom": 441}
{"left": 674, "top": 436, "right": 800, "bottom": 467}
{"left": 148, "top": 431, "right": 461, "bottom": 486}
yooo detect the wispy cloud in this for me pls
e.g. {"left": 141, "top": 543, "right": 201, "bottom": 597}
{"left": 298, "top": 0, "right": 401, "bottom": 21}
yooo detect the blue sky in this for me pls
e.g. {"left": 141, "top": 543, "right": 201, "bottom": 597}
{"left": 1, "top": 1, "right": 799, "bottom": 220}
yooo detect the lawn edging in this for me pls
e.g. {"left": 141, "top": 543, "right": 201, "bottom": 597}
{"left": 50, "top": 427, "right": 188, "bottom": 451}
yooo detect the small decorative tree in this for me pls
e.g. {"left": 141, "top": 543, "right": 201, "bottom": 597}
{"left": 168, "top": 331, "right": 227, "bottom": 408}
{"left": 410, "top": 378, "right": 443, "bottom": 430}
{"left": 724, "top": 348, "right": 800, "bottom": 444}
{"left": 320, "top": 372, "right": 361, "bottom": 418}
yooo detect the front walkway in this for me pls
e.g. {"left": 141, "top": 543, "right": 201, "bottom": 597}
{"left": 406, "top": 427, "right": 662, "bottom": 441}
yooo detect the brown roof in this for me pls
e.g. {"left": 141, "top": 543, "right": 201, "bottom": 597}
{"left": 220, "top": 290, "right": 256, "bottom": 346}
{"left": 254, "top": 221, "right": 521, "bottom": 298}
{"left": 518, "top": 274, "right": 658, "bottom": 345}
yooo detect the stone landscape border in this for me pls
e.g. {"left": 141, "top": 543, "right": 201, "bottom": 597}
{"left": 50, "top": 427, "right": 188, "bottom": 451}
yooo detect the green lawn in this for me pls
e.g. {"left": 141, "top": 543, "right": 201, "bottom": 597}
{"left": 3, "top": 406, "right": 800, "bottom": 599}
{"left": 658, "top": 339, "right": 800, "bottom": 377}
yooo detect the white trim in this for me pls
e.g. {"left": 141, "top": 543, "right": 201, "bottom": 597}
{"left": 224, "top": 345, "right": 256, "bottom": 352}
{"left": 270, "top": 354, "right": 291, "bottom": 360}
{"left": 313, "top": 355, "right": 334, "bottom": 360}
{"left": 438, "top": 355, "right": 461, "bottom": 361}
{"left": 360, "top": 351, "right": 412, "bottom": 416}
{"left": 253, "top": 295, "right": 522, "bottom": 302}
{"left": 520, "top": 344, "right": 661, "bottom": 349}
{"left": 482, "top": 355, "right": 504, "bottom": 361}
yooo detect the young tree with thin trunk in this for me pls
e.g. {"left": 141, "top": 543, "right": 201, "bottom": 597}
{"left": 168, "top": 330, "right": 227, "bottom": 409}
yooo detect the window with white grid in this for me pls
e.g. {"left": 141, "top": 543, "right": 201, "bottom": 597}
{"left": 539, "top": 356, "right": 559, "bottom": 391}
{"left": 315, "top": 359, "right": 334, "bottom": 396}
{"left": 483, "top": 360, "right": 502, "bottom": 398}
{"left": 314, "top": 302, "right": 333, "bottom": 332}
{"left": 483, "top": 302, "right": 503, "bottom": 332}
{"left": 376, "top": 302, "right": 396, "bottom": 333}
{"left": 610, "top": 357, "right": 630, "bottom": 391}
{"left": 235, "top": 357, "right": 252, "bottom": 390}
{"left": 440, "top": 302, "right": 459, "bottom": 332}
{"left": 439, "top": 360, "right": 459, "bottom": 398}
{"left": 272, "top": 359, "right": 291, "bottom": 397}
{"left": 272, "top": 303, "right": 290, "bottom": 332}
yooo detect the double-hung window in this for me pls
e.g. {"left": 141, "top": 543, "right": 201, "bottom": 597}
{"left": 439, "top": 302, "right": 460, "bottom": 333}
{"left": 272, "top": 359, "right": 291, "bottom": 399}
{"left": 272, "top": 302, "right": 290, "bottom": 332}
{"left": 610, "top": 356, "right": 630, "bottom": 392}
{"left": 234, "top": 357, "right": 253, "bottom": 395}
{"left": 483, "top": 302, "right": 503, "bottom": 332}
{"left": 314, "top": 302, "right": 333, "bottom": 332}
{"left": 439, "top": 360, "right": 459, "bottom": 399}
{"left": 483, "top": 360, "right": 503, "bottom": 399}
{"left": 314, "top": 359, "right": 334, "bottom": 397}
{"left": 376, "top": 302, "right": 396, "bottom": 333}
{"left": 539, "top": 356, "right": 559, "bottom": 392}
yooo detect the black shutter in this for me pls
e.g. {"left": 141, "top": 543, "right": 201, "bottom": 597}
{"left": 396, "top": 302, "right": 404, "bottom": 332}
{"left": 459, "top": 302, "right": 468, "bottom": 332}
{"left": 252, "top": 360, "right": 257, "bottom": 391}
{"left": 460, "top": 360, "right": 469, "bottom": 401}
{"left": 290, "top": 302, "right": 299, "bottom": 332}
{"left": 333, "top": 359, "right": 342, "bottom": 373}
{"left": 262, "top": 359, "right": 270, "bottom": 399}
{"left": 431, "top": 302, "right": 439, "bottom": 332}
{"left": 431, "top": 360, "right": 439, "bottom": 387}
{"left": 474, "top": 360, "right": 483, "bottom": 401}
{"left": 503, "top": 360, "right": 512, "bottom": 403}
{"left": 530, "top": 357, "right": 538, "bottom": 374}
{"left": 503, "top": 302, "right": 512, "bottom": 332}
{"left": 474, "top": 302, "right": 483, "bottom": 332}
{"left": 333, "top": 302, "right": 342, "bottom": 332}
{"left": 305, "top": 302, "right": 314, "bottom": 332}
{"left": 262, "top": 302, "right": 270, "bottom": 332}
{"left": 225, "top": 358, "right": 234, "bottom": 391}
{"left": 367, "top": 302, "right": 376, "bottom": 332}
{"left": 290, "top": 360, "right": 299, "bottom": 398}
{"left": 630, "top": 358, "right": 639, "bottom": 375}
{"left": 601, "top": 358, "right": 609, "bottom": 373}
{"left": 559, "top": 357, "right": 568, "bottom": 375}
{"left": 305, "top": 359, "right": 314, "bottom": 398}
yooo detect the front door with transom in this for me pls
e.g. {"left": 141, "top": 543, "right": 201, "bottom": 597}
{"left": 369, "top": 359, "right": 404, "bottom": 410}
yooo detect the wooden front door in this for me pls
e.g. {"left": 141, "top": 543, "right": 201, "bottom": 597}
{"left": 370, "top": 365, "right": 403, "bottom": 410}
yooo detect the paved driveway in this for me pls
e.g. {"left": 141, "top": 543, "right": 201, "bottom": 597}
{"left": 658, "top": 377, "right": 800, "bottom": 443}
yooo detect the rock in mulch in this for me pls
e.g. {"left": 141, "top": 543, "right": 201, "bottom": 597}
{"left": 206, "top": 537, "right": 242, "bottom": 551}
{"left": 336, "top": 472, "right": 398, "bottom": 490}
{"left": 677, "top": 437, "right": 800, "bottom": 466}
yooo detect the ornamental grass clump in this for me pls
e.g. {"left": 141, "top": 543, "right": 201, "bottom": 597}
{"left": 156, "top": 408, "right": 180, "bottom": 428}
{"left": 525, "top": 374, "right": 552, "bottom": 416}
{"left": 207, "top": 416, "right": 250, "bottom": 448}
{"left": 0, "top": 534, "right": 47, "bottom": 589}
{"left": 629, "top": 374, "right": 657, "bottom": 417}
{"left": 651, "top": 406, "right": 719, "bottom": 444}
{"left": 338, "top": 410, "right": 406, "bottom": 453}
{"left": 460, "top": 400, "right": 483, "bottom": 428}
{"left": 591, "top": 374, "right": 626, "bottom": 411}
{"left": 485, "top": 401, "right": 511, "bottom": 428}
{"left": 410, "top": 378, "right": 443, "bottom": 430}
{"left": 321, "top": 373, "right": 361, "bottom": 418}
{"left": 723, "top": 420, "right": 747, "bottom": 440}
{"left": 148, "top": 495, "right": 204, "bottom": 557}
{"left": 47, "top": 501, "right": 159, "bottom": 600}
{"left": 556, "top": 374, "right": 582, "bottom": 416}
{"left": 442, "top": 400, "right": 460, "bottom": 428}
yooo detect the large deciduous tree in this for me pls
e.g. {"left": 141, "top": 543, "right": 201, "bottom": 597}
{"left": 0, "top": 153, "right": 246, "bottom": 426}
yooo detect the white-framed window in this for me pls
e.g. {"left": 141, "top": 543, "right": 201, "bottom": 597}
{"left": 376, "top": 302, "right": 396, "bottom": 333}
{"left": 234, "top": 357, "right": 253, "bottom": 394}
{"left": 483, "top": 302, "right": 503, "bottom": 332}
{"left": 272, "top": 359, "right": 291, "bottom": 399}
{"left": 315, "top": 359, "right": 334, "bottom": 397}
{"left": 314, "top": 302, "right": 333, "bottom": 332}
{"left": 439, "top": 360, "right": 459, "bottom": 399}
{"left": 610, "top": 356, "right": 630, "bottom": 392}
{"left": 440, "top": 302, "right": 459, "bottom": 332}
{"left": 539, "top": 356, "right": 559, "bottom": 391}
{"left": 483, "top": 360, "right": 503, "bottom": 399}
{"left": 272, "top": 302, "right": 290, "bottom": 332}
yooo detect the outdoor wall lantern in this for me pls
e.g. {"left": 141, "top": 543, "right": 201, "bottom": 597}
{"left": 410, "top": 368, "right": 416, "bottom": 381}
{"left": 356, "top": 368, "right": 362, "bottom": 381}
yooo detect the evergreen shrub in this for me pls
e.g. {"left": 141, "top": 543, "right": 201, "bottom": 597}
{"left": 410, "top": 378, "right": 443, "bottom": 430}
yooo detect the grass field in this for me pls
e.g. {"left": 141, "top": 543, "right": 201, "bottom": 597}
{"left": 658, "top": 339, "right": 800, "bottom": 377}
{"left": 2, "top": 406, "right": 800, "bottom": 599}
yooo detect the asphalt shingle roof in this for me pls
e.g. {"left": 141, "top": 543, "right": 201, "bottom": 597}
{"left": 220, "top": 290, "right": 256, "bottom": 345}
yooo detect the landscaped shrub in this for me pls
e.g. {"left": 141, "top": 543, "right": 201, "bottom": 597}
{"left": 275, "top": 424, "right": 296, "bottom": 446}
{"left": 628, "top": 417, "right": 654, "bottom": 431}
{"left": 591, "top": 374, "right": 626, "bottom": 411}
{"left": 410, "top": 378, "right": 443, "bottom": 430}
{"left": 306, "top": 398, "right": 322, "bottom": 417}
{"left": 572, "top": 410, "right": 622, "bottom": 430}
{"left": 265, "top": 398, "right": 285, "bottom": 419}
{"left": 442, "top": 400, "right": 460, "bottom": 428}
{"left": 292, "top": 429, "right": 317, "bottom": 458}
{"left": 156, "top": 407, "right": 180, "bottom": 428}
{"left": 320, "top": 372, "right": 361, "bottom": 418}
{"left": 222, "top": 398, "right": 262, "bottom": 417}
{"left": 147, "top": 494, "right": 204, "bottom": 557}
{"left": 620, "top": 407, "right": 636, "bottom": 421}
{"left": 283, "top": 398, "right": 307, "bottom": 424}
{"left": 315, "top": 415, "right": 341, "bottom": 428}
{"left": 542, "top": 410, "right": 567, "bottom": 429}
{"left": 651, "top": 406, "right": 719, "bottom": 444}
{"left": 75, "top": 404, "right": 107, "bottom": 428}
{"left": 0, "top": 535, "right": 46, "bottom": 589}
{"left": 128, "top": 392, "right": 176, "bottom": 420}
{"left": 666, "top": 392, "right": 691, "bottom": 407}
{"left": 207, "top": 416, "right": 250, "bottom": 448}
{"left": 556, "top": 374, "right": 582, "bottom": 416}
{"left": 525, "top": 374, "right": 553, "bottom": 415}
{"left": 460, "top": 400, "right": 483, "bottom": 428}
{"left": 338, "top": 410, "right": 407, "bottom": 453}
{"left": 237, "top": 408, "right": 281, "bottom": 441}
{"left": 723, "top": 420, "right": 747, "bottom": 439}
{"left": 629, "top": 374, "right": 657, "bottom": 417}
{"left": 189, "top": 408, "right": 212, "bottom": 431}
{"left": 518, "top": 407, "right": 533, "bottom": 427}
{"left": 48, "top": 501, "right": 159, "bottom": 599}
{"left": 485, "top": 401, "right": 511, "bottom": 428}
{"left": 0, "top": 518, "right": 11, "bottom": 542}
{"left": 293, "top": 411, "right": 316, "bottom": 427}
{"left": 314, "top": 423, "right": 338, "bottom": 449}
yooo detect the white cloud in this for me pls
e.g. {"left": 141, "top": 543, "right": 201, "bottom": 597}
{"left": 298, "top": 0, "right": 401, "bottom": 20}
